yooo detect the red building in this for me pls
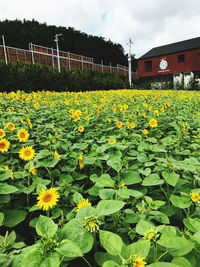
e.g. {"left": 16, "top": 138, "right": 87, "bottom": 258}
{"left": 138, "top": 37, "right": 200, "bottom": 88}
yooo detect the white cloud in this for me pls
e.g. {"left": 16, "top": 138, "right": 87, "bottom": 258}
{"left": 0, "top": 0, "right": 200, "bottom": 58}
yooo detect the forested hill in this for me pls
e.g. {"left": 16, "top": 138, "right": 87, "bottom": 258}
{"left": 0, "top": 19, "right": 135, "bottom": 67}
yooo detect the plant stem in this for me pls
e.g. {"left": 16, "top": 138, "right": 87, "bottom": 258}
{"left": 154, "top": 242, "right": 157, "bottom": 262}
{"left": 82, "top": 256, "right": 92, "bottom": 267}
{"left": 27, "top": 174, "right": 30, "bottom": 204}
{"left": 160, "top": 186, "right": 169, "bottom": 205}
{"left": 93, "top": 232, "right": 97, "bottom": 253}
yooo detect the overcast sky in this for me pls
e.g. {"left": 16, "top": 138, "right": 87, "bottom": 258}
{"left": 1, "top": 0, "right": 200, "bottom": 58}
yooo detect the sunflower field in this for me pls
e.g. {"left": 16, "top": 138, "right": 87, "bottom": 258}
{"left": 1, "top": 89, "right": 200, "bottom": 267}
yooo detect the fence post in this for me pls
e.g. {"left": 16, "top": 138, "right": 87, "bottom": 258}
{"left": 16, "top": 49, "right": 19, "bottom": 61}
{"left": 2, "top": 35, "right": 8, "bottom": 64}
{"left": 101, "top": 60, "right": 103, "bottom": 72}
{"left": 68, "top": 52, "right": 71, "bottom": 70}
{"left": 30, "top": 43, "right": 35, "bottom": 64}
{"left": 51, "top": 48, "right": 54, "bottom": 68}
{"left": 81, "top": 55, "right": 83, "bottom": 70}
{"left": 110, "top": 62, "right": 112, "bottom": 73}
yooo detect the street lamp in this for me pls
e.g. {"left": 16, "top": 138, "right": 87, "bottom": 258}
{"left": 127, "top": 38, "right": 133, "bottom": 88}
{"left": 55, "top": 33, "right": 62, "bottom": 73}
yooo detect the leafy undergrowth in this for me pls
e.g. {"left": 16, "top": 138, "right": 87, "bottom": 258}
{"left": 0, "top": 89, "right": 200, "bottom": 267}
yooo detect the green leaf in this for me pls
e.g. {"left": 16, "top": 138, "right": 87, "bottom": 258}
{"left": 170, "top": 195, "right": 191, "bottom": 209}
{"left": 0, "top": 170, "right": 12, "bottom": 181}
{"left": 99, "top": 230, "right": 123, "bottom": 256}
{"left": 162, "top": 171, "right": 179, "bottom": 186}
{"left": 0, "top": 254, "right": 12, "bottom": 266}
{"left": 107, "top": 160, "right": 122, "bottom": 172}
{"left": 116, "top": 188, "right": 130, "bottom": 199}
{"left": 94, "top": 252, "right": 121, "bottom": 266}
{"left": 142, "top": 174, "right": 164, "bottom": 186}
{"left": 21, "top": 249, "right": 43, "bottom": 267}
{"left": 40, "top": 252, "right": 60, "bottom": 267}
{"left": 73, "top": 192, "right": 83, "bottom": 204}
{"left": 136, "top": 219, "right": 155, "bottom": 235}
{"left": 149, "top": 211, "right": 169, "bottom": 224}
{"left": 172, "top": 257, "right": 192, "bottom": 267}
{"left": 37, "top": 157, "right": 59, "bottom": 168}
{"left": 0, "top": 212, "right": 4, "bottom": 226}
{"left": 126, "top": 239, "right": 150, "bottom": 258}
{"left": 61, "top": 218, "right": 94, "bottom": 253}
{"left": 129, "top": 189, "right": 145, "bottom": 198}
{"left": 193, "top": 231, "right": 200, "bottom": 244}
{"left": 34, "top": 149, "right": 50, "bottom": 160}
{"left": 137, "top": 153, "right": 149, "bottom": 162}
{"left": 0, "top": 183, "right": 19, "bottom": 194}
{"left": 183, "top": 217, "right": 200, "bottom": 232}
{"left": 139, "top": 168, "right": 151, "bottom": 176}
{"left": 36, "top": 215, "right": 58, "bottom": 239}
{"left": 157, "top": 236, "right": 194, "bottom": 256}
{"left": 148, "top": 263, "right": 179, "bottom": 267}
{"left": 56, "top": 239, "right": 83, "bottom": 258}
{"left": 97, "top": 200, "right": 125, "bottom": 216}
{"left": 99, "top": 189, "right": 116, "bottom": 199}
{"left": 4, "top": 210, "right": 27, "bottom": 227}
{"left": 95, "top": 174, "right": 115, "bottom": 188}
{"left": 103, "top": 260, "right": 120, "bottom": 267}
{"left": 122, "top": 171, "right": 142, "bottom": 185}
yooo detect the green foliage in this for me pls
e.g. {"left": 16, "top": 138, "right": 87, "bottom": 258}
{"left": 0, "top": 60, "right": 129, "bottom": 92}
{"left": 1, "top": 89, "right": 200, "bottom": 266}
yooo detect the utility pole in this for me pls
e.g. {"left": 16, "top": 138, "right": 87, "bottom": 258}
{"left": 127, "top": 38, "right": 133, "bottom": 88}
{"left": 55, "top": 33, "right": 62, "bottom": 73}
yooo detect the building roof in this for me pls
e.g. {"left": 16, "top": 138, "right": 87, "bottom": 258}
{"left": 139, "top": 36, "right": 200, "bottom": 60}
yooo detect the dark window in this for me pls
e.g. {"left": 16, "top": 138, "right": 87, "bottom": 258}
{"left": 178, "top": 54, "right": 185, "bottom": 63}
{"left": 144, "top": 60, "right": 152, "bottom": 72}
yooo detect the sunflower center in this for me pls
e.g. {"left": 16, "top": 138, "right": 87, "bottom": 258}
{"left": 20, "top": 132, "right": 26, "bottom": 138}
{"left": 8, "top": 125, "right": 13, "bottom": 130}
{"left": 24, "top": 150, "right": 31, "bottom": 156}
{"left": 43, "top": 193, "right": 52, "bottom": 202}
{"left": 0, "top": 142, "right": 6, "bottom": 149}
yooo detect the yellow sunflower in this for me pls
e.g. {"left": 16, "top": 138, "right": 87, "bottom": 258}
{"left": 6, "top": 122, "right": 15, "bottom": 131}
{"left": 34, "top": 103, "right": 40, "bottom": 109}
{"left": 17, "top": 128, "right": 30, "bottom": 142}
{"left": 37, "top": 187, "right": 60, "bottom": 211}
{"left": 191, "top": 192, "right": 200, "bottom": 203}
{"left": 130, "top": 122, "right": 136, "bottom": 129}
{"left": 54, "top": 151, "right": 60, "bottom": 160}
{"left": 79, "top": 153, "right": 84, "bottom": 169}
{"left": 75, "top": 198, "right": 92, "bottom": 212}
{"left": 108, "top": 138, "right": 116, "bottom": 145}
{"left": 0, "top": 139, "right": 10, "bottom": 153}
{"left": 116, "top": 121, "right": 123, "bottom": 128}
{"left": 0, "top": 129, "right": 5, "bottom": 139}
{"left": 134, "top": 257, "right": 147, "bottom": 267}
{"left": 19, "top": 146, "right": 35, "bottom": 161}
{"left": 29, "top": 166, "right": 36, "bottom": 175}
{"left": 142, "top": 129, "right": 148, "bottom": 135}
{"left": 78, "top": 126, "right": 84, "bottom": 132}
{"left": 149, "top": 118, "right": 158, "bottom": 128}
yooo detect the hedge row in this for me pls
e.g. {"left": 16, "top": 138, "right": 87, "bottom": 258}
{"left": 0, "top": 60, "right": 129, "bottom": 92}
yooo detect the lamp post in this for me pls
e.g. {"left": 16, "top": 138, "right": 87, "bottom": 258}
{"left": 2, "top": 35, "right": 8, "bottom": 64}
{"left": 127, "top": 38, "right": 133, "bottom": 88}
{"left": 55, "top": 33, "right": 62, "bottom": 73}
